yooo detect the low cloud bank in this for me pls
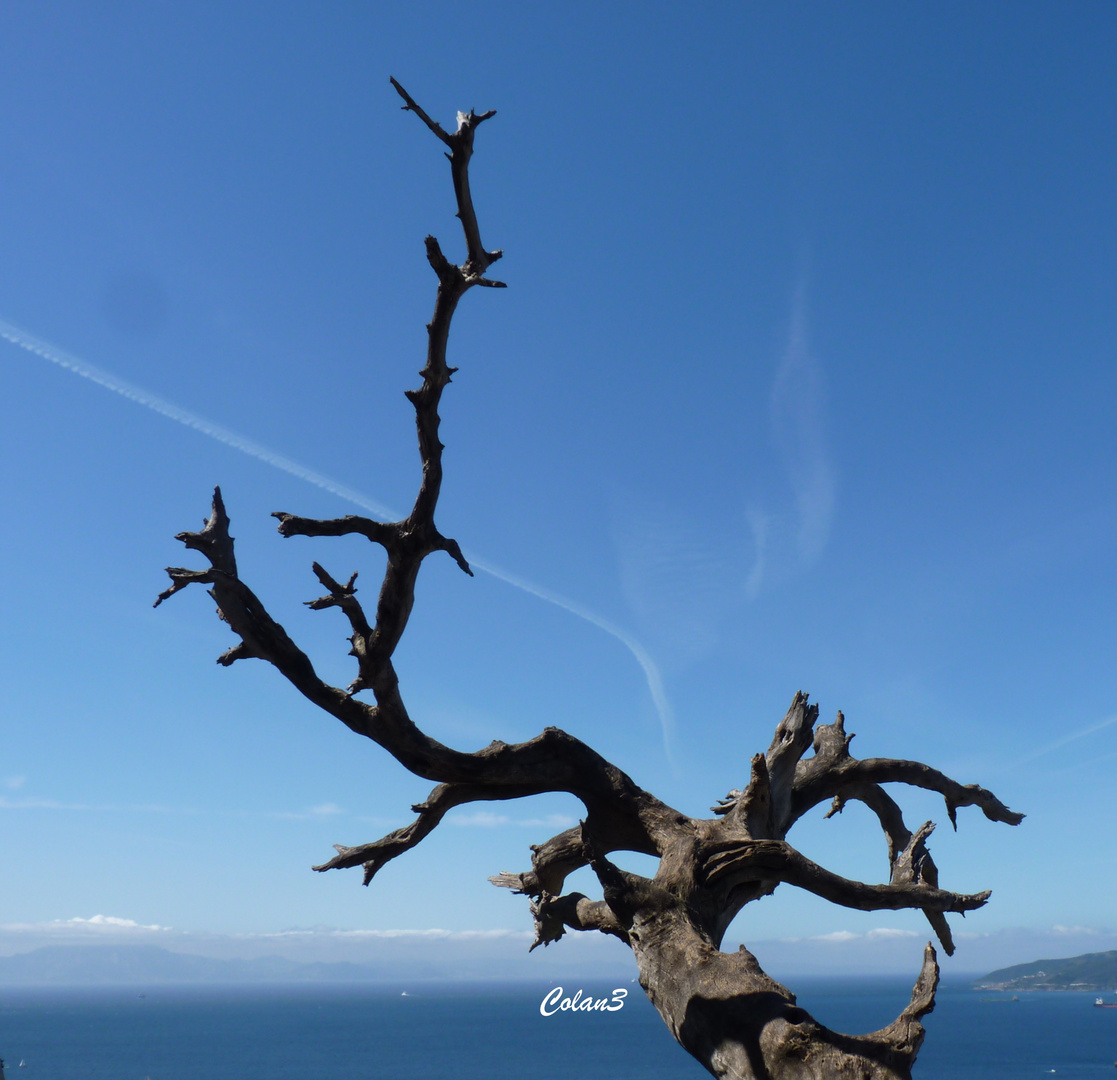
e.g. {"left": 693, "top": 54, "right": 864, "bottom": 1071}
{"left": 0, "top": 917, "right": 631, "bottom": 983}
{"left": 2, "top": 918, "right": 1113, "bottom": 985}
{"left": 739, "top": 924, "right": 1117, "bottom": 980}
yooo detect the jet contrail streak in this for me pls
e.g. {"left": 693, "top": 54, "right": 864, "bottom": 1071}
{"left": 0, "top": 317, "right": 398, "bottom": 521}
{"left": 1006, "top": 713, "right": 1117, "bottom": 771}
{"left": 1, "top": 315, "right": 674, "bottom": 749}
{"left": 463, "top": 553, "right": 674, "bottom": 746}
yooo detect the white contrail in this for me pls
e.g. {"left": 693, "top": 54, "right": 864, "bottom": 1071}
{"left": 1, "top": 315, "right": 674, "bottom": 749}
{"left": 0, "top": 317, "right": 397, "bottom": 521}
{"left": 1006, "top": 713, "right": 1117, "bottom": 771}
{"left": 463, "top": 553, "right": 674, "bottom": 747}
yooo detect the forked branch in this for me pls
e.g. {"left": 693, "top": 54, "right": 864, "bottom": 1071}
{"left": 699, "top": 837, "right": 990, "bottom": 914}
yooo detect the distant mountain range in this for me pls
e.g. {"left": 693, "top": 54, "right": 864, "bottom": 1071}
{"left": 0, "top": 944, "right": 402, "bottom": 985}
{"left": 976, "top": 950, "right": 1117, "bottom": 992}
{"left": 21, "top": 943, "right": 1117, "bottom": 991}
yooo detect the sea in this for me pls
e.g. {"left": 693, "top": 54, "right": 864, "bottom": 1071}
{"left": 1, "top": 977, "right": 1114, "bottom": 1079}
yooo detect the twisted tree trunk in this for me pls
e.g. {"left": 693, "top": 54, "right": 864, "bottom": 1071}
{"left": 157, "top": 81, "right": 1022, "bottom": 1080}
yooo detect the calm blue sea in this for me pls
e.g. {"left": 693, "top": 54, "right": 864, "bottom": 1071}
{"left": 1, "top": 978, "right": 1114, "bottom": 1079}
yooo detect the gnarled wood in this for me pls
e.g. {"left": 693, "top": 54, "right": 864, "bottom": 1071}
{"left": 159, "top": 80, "right": 1022, "bottom": 1080}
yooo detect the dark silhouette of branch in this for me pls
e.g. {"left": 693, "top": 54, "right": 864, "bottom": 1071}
{"left": 159, "top": 80, "right": 1022, "bottom": 1080}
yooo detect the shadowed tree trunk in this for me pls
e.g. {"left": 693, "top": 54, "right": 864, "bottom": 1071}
{"left": 157, "top": 80, "right": 1022, "bottom": 1080}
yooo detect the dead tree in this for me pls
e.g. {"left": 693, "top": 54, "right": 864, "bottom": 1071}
{"left": 157, "top": 80, "right": 1022, "bottom": 1080}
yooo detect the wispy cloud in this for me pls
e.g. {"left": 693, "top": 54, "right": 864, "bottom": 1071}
{"left": 519, "top": 813, "right": 576, "bottom": 830}
{"left": 0, "top": 314, "right": 673, "bottom": 752}
{"left": 2, "top": 775, "right": 26, "bottom": 790}
{"left": 271, "top": 802, "right": 347, "bottom": 820}
{"left": 0, "top": 922, "right": 528, "bottom": 942}
{"left": 769, "top": 285, "right": 837, "bottom": 570}
{"left": 782, "top": 927, "right": 919, "bottom": 945}
{"left": 811, "top": 930, "right": 858, "bottom": 943}
{"left": 0, "top": 796, "right": 200, "bottom": 814}
{"left": 744, "top": 507, "right": 769, "bottom": 601}
{"left": 1, "top": 915, "right": 169, "bottom": 934}
{"left": 610, "top": 282, "right": 834, "bottom": 642}
{"left": 449, "top": 810, "right": 577, "bottom": 830}
{"left": 450, "top": 810, "right": 510, "bottom": 828}
{"left": 0, "top": 921, "right": 524, "bottom": 945}
{"left": 1004, "top": 713, "right": 1117, "bottom": 772}
{"left": 67, "top": 915, "right": 168, "bottom": 931}
{"left": 0, "top": 796, "right": 94, "bottom": 811}
{"left": 262, "top": 928, "right": 532, "bottom": 940}
{"left": 612, "top": 497, "right": 739, "bottom": 668}
{"left": 0, "top": 795, "right": 398, "bottom": 824}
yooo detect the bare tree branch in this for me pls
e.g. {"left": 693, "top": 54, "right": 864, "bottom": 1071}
{"left": 313, "top": 781, "right": 541, "bottom": 884}
{"left": 158, "top": 83, "right": 1024, "bottom": 1080}
{"left": 389, "top": 76, "right": 502, "bottom": 279}
{"left": 273, "top": 512, "right": 395, "bottom": 547}
{"left": 827, "top": 783, "right": 958, "bottom": 954}
{"left": 501, "top": 887, "right": 630, "bottom": 949}
{"left": 699, "top": 837, "right": 990, "bottom": 914}
{"left": 788, "top": 708, "right": 1024, "bottom": 829}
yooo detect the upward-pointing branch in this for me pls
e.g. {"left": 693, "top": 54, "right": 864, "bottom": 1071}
{"left": 390, "top": 76, "right": 502, "bottom": 280}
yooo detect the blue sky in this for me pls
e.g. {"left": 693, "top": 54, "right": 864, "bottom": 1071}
{"left": 1, "top": 2, "right": 1116, "bottom": 977}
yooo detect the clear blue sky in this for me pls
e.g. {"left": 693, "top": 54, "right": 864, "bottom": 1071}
{"left": 1, "top": 2, "right": 1115, "bottom": 976}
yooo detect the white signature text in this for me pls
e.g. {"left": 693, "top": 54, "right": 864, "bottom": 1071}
{"left": 539, "top": 986, "right": 628, "bottom": 1016}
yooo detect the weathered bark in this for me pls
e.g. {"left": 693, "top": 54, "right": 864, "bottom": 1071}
{"left": 158, "top": 81, "right": 1023, "bottom": 1080}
